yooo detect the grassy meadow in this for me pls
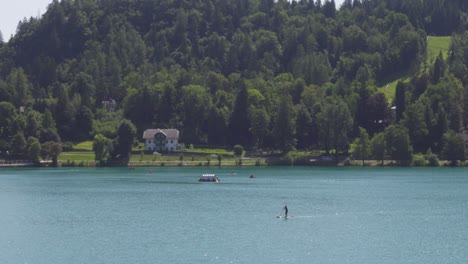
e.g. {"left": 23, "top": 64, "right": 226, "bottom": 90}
{"left": 379, "top": 36, "right": 451, "bottom": 103}
{"left": 59, "top": 141, "right": 263, "bottom": 167}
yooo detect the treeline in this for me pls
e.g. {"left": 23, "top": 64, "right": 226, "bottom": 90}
{"left": 0, "top": 0, "right": 467, "bottom": 165}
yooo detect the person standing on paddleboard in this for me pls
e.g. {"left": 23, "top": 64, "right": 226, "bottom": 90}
{"left": 284, "top": 205, "right": 288, "bottom": 217}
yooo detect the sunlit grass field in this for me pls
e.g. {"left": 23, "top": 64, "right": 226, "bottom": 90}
{"left": 59, "top": 151, "right": 95, "bottom": 162}
{"left": 379, "top": 36, "right": 451, "bottom": 103}
{"left": 59, "top": 141, "right": 261, "bottom": 166}
{"left": 73, "top": 141, "right": 94, "bottom": 151}
{"left": 427, "top": 36, "right": 451, "bottom": 63}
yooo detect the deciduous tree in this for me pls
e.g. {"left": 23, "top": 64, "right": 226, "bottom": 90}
{"left": 351, "top": 127, "right": 371, "bottom": 166}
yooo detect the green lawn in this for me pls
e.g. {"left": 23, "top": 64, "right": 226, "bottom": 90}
{"left": 129, "top": 151, "right": 257, "bottom": 166}
{"left": 73, "top": 141, "right": 146, "bottom": 152}
{"left": 184, "top": 147, "right": 234, "bottom": 155}
{"left": 73, "top": 141, "right": 94, "bottom": 151}
{"left": 58, "top": 150, "right": 263, "bottom": 166}
{"left": 59, "top": 151, "right": 95, "bottom": 162}
{"left": 379, "top": 36, "right": 451, "bottom": 103}
{"left": 380, "top": 77, "right": 409, "bottom": 104}
{"left": 427, "top": 36, "right": 451, "bottom": 63}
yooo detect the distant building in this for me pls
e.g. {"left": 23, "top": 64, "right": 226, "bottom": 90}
{"left": 102, "top": 99, "right": 117, "bottom": 112}
{"left": 143, "top": 129, "right": 182, "bottom": 152}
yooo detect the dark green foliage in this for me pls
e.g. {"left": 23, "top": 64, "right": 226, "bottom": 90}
{"left": 27, "top": 137, "right": 42, "bottom": 164}
{"left": 401, "top": 100, "right": 428, "bottom": 153}
{"left": 273, "top": 94, "right": 297, "bottom": 153}
{"left": 394, "top": 81, "right": 406, "bottom": 122}
{"left": 11, "top": 132, "right": 27, "bottom": 158}
{"left": 41, "top": 141, "right": 63, "bottom": 167}
{"left": 384, "top": 125, "right": 413, "bottom": 165}
{"left": 441, "top": 131, "right": 465, "bottom": 165}
{"left": 229, "top": 82, "right": 251, "bottom": 146}
{"left": 0, "top": 0, "right": 466, "bottom": 163}
{"left": 425, "top": 149, "right": 440, "bottom": 167}
{"left": 371, "top": 133, "right": 387, "bottom": 165}
{"left": 365, "top": 93, "right": 393, "bottom": 135}
{"left": 431, "top": 52, "right": 446, "bottom": 84}
{"left": 317, "top": 98, "right": 353, "bottom": 155}
{"left": 93, "top": 134, "right": 113, "bottom": 165}
{"left": 112, "top": 119, "right": 136, "bottom": 162}
{"left": 233, "top": 145, "right": 244, "bottom": 156}
{"left": 351, "top": 127, "right": 371, "bottom": 165}
{"left": 74, "top": 106, "right": 94, "bottom": 142}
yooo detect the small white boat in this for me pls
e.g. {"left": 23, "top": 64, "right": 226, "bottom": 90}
{"left": 198, "top": 174, "right": 220, "bottom": 182}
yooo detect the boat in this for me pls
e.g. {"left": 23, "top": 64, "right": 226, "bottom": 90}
{"left": 198, "top": 174, "right": 220, "bottom": 182}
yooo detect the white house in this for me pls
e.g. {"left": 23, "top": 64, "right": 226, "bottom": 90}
{"left": 143, "top": 129, "right": 181, "bottom": 152}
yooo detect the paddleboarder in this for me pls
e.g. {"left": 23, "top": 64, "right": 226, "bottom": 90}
{"left": 284, "top": 205, "right": 288, "bottom": 218}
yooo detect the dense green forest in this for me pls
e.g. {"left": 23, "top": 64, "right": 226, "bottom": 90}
{"left": 0, "top": 0, "right": 467, "bottom": 165}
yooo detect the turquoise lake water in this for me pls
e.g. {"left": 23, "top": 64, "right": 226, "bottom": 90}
{"left": 1, "top": 167, "right": 468, "bottom": 264}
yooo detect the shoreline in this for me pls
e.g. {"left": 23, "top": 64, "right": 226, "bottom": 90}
{"left": 0, "top": 161, "right": 468, "bottom": 169}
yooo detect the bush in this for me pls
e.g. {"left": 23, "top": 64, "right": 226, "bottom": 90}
{"left": 233, "top": 145, "right": 243, "bottom": 156}
{"left": 268, "top": 152, "right": 294, "bottom": 166}
{"left": 283, "top": 153, "right": 294, "bottom": 166}
{"left": 425, "top": 149, "right": 439, "bottom": 167}
{"left": 426, "top": 154, "right": 440, "bottom": 167}
{"left": 62, "top": 142, "right": 74, "bottom": 151}
{"left": 343, "top": 158, "right": 352, "bottom": 166}
{"left": 412, "top": 154, "right": 427, "bottom": 166}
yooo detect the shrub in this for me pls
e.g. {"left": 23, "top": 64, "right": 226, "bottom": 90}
{"left": 426, "top": 154, "right": 440, "bottom": 167}
{"left": 343, "top": 158, "right": 352, "bottom": 166}
{"left": 233, "top": 145, "right": 244, "bottom": 156}
{"left": 268, "top": 152, "right": 294, "bottom": 166}
{"left": 283, "top": 153, "right": 294, "bottom": 166}
{"left": 412, "top": 154, "right": 427, "bottom": 166}
{"left": 62, "top": 142, "right": 74, "bottom": 151}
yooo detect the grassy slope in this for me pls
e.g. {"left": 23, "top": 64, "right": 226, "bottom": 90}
{"left": 73, "top": 141, "right": 94, "bottom": 151}
{"left": 379, "top": 36, "right": 451, "bottom": 103}
{"left": 426, "top": 36, "right": 451, "bottom": 62}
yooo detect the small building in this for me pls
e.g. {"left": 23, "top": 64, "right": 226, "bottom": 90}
{"left": 102, "top": 99, "right": 117, "bottom": 112}
{"left": 143, "top": 128, "right": 181, "bottom": 152}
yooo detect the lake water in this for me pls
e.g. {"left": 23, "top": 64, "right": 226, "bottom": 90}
{"left": 1, "top": 167, "right": 468, "bottom": 264}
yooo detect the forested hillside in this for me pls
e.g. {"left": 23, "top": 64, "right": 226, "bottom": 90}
{"left": 0, "top": 0, "right": 467, "bottom": 164}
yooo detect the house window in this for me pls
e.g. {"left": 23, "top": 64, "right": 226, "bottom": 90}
{"left": 171, "top": 140, "right": 173, "bottom": 144}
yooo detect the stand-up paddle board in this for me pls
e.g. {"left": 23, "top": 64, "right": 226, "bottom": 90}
{"left": 276, "top": 215, "right": 293, "bottom": 219}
